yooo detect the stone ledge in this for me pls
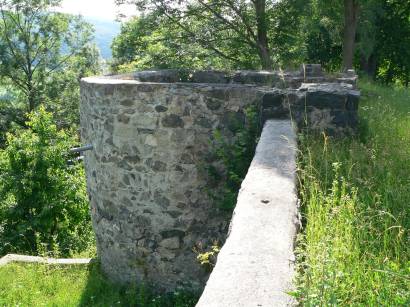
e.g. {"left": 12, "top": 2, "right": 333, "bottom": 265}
{"left": 196, "top": 120, "right": 299, "bottom": 307}
{"left": 84, "top": 66, "right": 357, "bottom": 89}
{"left": 0, "top": 254, "right": 92, "bottom": 266}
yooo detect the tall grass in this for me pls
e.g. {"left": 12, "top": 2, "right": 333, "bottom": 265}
{"left": 0, "top": 262, "right": 198, "bottom": 306}
{"left": 295, "top": 80, "right": 410, "bottom": 305}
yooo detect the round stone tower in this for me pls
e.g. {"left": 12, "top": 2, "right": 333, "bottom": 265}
{"left": 79, "top": 70, "right": 261, "bottom": 291}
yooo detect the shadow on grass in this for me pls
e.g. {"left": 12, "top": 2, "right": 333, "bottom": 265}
{"left": 79, "top": 262, "right": 199, "bottom": 307}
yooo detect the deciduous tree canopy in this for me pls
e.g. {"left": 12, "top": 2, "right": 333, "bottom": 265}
{"left": 0, "top": 0, "right": 100, "bottom": 112}
{"left": 115, "top": 0, "right": 410, "bottom": 84}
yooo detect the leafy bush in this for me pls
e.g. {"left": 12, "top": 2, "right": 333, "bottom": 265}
{"left": 0, "top": 106, "right": 93, "bottom": 256}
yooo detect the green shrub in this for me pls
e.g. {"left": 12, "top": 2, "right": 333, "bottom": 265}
{"left": 207, "top": 106, "right": 260, "bottom": 211}
{"left": 0, "top": 106, "right": 93, "bottom": 256}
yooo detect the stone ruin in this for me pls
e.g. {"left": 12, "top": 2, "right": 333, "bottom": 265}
{"left": 79, "top": 65, "right": 359, "bottom": 293}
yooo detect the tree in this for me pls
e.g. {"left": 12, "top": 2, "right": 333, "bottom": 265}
{"left": 116, "top": 0, "right": 287, "bottom": 70}
{"left": 0, "top": 0, "right": 99, "bottom": 112}
{"left": 342, "top": 0, "right": 360, "bottom": 71}
{"left": 302, "top": 0, "right": 363, "bottom": 71}
{"left": 355, "top": 0, "right": 383, "bottom": 77}
{"left": 0, "top": 106, "right": 92, "bottom": 256}
{"left": 111, "top": 12, "right": 235, "bottom": 72}
{"left": 114, "top": 0, "right": 308, "bottom": 71}
{"left": 0, "top": 83, "right": 25, "bottom": 147}
{"left": 44, "top": 42, "right": 101, "bottom": 128}
{"left": 374, "top": 0, "right": 410, "bottom": 85}
{"left": 301, "top": 0, "right": 344, "bottom": 71}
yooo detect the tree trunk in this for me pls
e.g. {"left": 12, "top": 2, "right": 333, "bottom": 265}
{"left": 342, "top": 0, "right": 360, "bottom": 71}
{"left": 360, "top": 53, "right": 377, "bottom": 78}
{"left": 26, "top": 51, "right": 36, "bottom": 112}
{"left": 254, "top": 0, "right": 273, "bottom": 70}
{"left": 28, "top": 91, "right": 35, "bottom": 112}
{"left": 27, "top": 77, "right": 36, "bottom": 112}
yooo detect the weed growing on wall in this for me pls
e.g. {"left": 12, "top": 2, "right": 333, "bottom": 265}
{"left": 207, "top": 105, "right": 260, "bottom": 211}
{"left": 193, "top": 242, "right": 220, "bottom": 272}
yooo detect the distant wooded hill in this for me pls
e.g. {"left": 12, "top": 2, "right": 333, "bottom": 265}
{"left": 85, "top": 17, "right": 121, "bottom": 59}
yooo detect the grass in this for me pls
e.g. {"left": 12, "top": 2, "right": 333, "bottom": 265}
{"left": 294, "top": 79, "right": 410, "bottom": 305}
{"left": 0, "top": 262, "right": 198, "bottom": 306}
{"left": 1, "top": 79, "right": 409, "bottom": 306}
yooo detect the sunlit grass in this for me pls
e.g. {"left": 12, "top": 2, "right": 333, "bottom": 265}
{"left": 294, "top": 80, "right": 410, "bottom": 305}
{"left": 0, "top": 262, "right": 198, "bottom": 306}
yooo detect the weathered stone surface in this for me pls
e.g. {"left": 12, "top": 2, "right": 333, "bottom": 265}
{"left": 191, "top": 71, "right": 229, "bottom": 84}
{"left": 205, "top": 97, "right": 223, "bottom": 110}
{"left": 259, "top": 82, "right": 360, "bottom": 135}
{"left": 155, "top": 105, "right": 168, "bottom": 113}
{"left": 159, "top": 237, "right": 180, "bottom": 250}
{"left": 195, "top": 116, "right": 213, "bottom": 128}
{"left": 134, "top": 70, "right": 181, "bottom": 83}
{"left": 262, "top": 91, "right": 288, "bottom": 119}
{"left": 302, "top": 63, "right": 324, "bottom": 77}
{"left": 120, "top": 99, "right": 135, "bottom": 107}
{"left": 80, "top": 68, "right": 360, "bottom": 293}
{"left": 81, "top": 77, "right": 255, "bottom": 291}
{"left": 161, "top": 114, "right": 184, "bottom": 128}
{"left": 197, "top": 120, "right": 299, "bottom": 307}
{"left": 234, "top": 70, "right": 276, "bottom": 85}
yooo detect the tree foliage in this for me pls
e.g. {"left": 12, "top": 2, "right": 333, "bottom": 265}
{"left": 0, "top": 106, "right": 92, "bottom": 256}
{"left": 0, "top": 0, "right": 101, "bottom": 112}
{"left": 111, "top": 12, "right": 233, "bottom": 72}
{"left": 113, "top": 0, "right": 307, "bottom": 71}
{"left": 374, "top": 0, "right": 410, "bottom": 85}
{"left": 131, "top": 0, "right": 272, "bottom": 69}
{"left": 115, "top": 0, "right": 410, "bottom": 85}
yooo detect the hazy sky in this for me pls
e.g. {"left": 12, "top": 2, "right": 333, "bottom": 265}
{"left": 57, "top": 0, "right": 136, "bottom": 20}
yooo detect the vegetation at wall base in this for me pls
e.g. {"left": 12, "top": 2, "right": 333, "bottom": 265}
{"left": 0, "top": 262, "right": 198, "bottom": 306}
{"left": 206, "top": 105, "right": 260, "bottom": 211}
{"left": 294, "top": 79, "right": 410, "bottom": 305}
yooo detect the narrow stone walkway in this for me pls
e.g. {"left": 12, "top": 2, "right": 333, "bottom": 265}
{"left": 196, "top": 120, "right": 299, "bottom": 307}
{"left": 0, "top": 254, "right": 92, "bottom": 266}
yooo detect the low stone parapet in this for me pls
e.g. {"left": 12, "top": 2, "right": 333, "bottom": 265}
{"left": 196, "top": 120, "right": 299, "bottom": 307}
{"left": 261, "top": 82, "right": 361, "bottom": 135}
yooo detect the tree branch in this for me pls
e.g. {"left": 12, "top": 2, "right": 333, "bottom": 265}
{"left": 160, "top": 7, "right": 240, "bottom": 63}
{"left": 196, "top": 0, "right": 257, "bottom": 48}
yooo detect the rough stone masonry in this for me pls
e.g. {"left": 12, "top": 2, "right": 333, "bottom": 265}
{"left": 79, "top": 66, "right": 360, "bottom": 292}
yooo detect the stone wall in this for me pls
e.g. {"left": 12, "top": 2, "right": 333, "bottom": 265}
{"left": 80, "top": 79, "right": 262, "bottom": 291}
{"left": 79, "top": 67, "right": 360, "bottom": 292}
{"left": 262, "top": 82, "right": 360, "bottom": 135}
